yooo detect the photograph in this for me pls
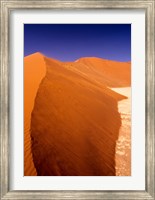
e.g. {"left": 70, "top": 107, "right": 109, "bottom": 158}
{"left": 1, "top": 0, "right": 154, "bottom": 199}
{"left": 24, "top": 24, "right": 131, "bottom": 176}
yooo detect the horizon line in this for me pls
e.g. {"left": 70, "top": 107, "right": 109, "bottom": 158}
{"left": 24, "top": 51, "right": 131, "bottom": 63}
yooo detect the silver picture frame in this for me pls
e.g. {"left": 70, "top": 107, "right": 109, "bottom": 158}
{"left": 0, "top": 0, "right": 154, "bottom": 199}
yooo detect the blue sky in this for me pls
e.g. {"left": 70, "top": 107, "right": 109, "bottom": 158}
{"left": 24, "top": 24, "right": 131, "bottom": 62}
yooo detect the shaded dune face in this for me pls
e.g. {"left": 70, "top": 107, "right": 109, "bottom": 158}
{"left": 30, "top": 57, "right": 126, "bottom": 176}
{"left": 24, "top": 52, "right": 46, "bottom": 175}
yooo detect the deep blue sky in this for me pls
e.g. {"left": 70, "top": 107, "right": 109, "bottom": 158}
{"left": 24, "top": 24, "right": 131, "bottom": 62}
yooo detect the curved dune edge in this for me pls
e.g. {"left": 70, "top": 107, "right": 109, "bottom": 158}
{"left": 24, "top": 52, "right": 46, "bottom": 176}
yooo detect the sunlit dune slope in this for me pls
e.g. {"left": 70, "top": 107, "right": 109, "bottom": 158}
{"left": 24, "top": 52, "right": 46, "bottom": 175}
{"left": 74, "top": 57, "right": 131, "bottom": 87}
{"left": 30, "top": 56, "right": 126, "bottom": 176}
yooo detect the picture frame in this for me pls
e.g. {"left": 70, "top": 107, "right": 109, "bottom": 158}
{"left": 0, "top": 0, "right": 154, "bottom": 199}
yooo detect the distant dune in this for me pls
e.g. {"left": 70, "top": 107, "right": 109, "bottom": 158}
{"left": 75, "top": 57, "right": 131, "bottom": 87}
{"left": 24, "top": 52, "right": 131, "bottom": 176}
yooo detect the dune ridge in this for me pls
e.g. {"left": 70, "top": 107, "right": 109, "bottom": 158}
{"left": 76, "top": 57, "right": 130, "bottom": 87}
{"left": 24, "top": 52, "right": 131, "bottom": 176}
{"left": 24, "top": 52, "right": 46, "bottom": 175}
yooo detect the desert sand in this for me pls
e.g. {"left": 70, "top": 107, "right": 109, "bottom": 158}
{"left": 75, "top": 57, "right": 130, "bottom": 87}
{"left": 111, "top": 87, "right": 131, "bottom": 176}
{"left": 24, "top": 53, "right": 131, "bottom": 176}
{"left": 24, "top": 52, "right": 46, "bottom": 175}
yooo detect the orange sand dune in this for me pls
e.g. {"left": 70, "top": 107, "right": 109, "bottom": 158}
{"left": 24, "top": 53, "right": 131, "bottom": 176}
{"left": 75, "top": 57, "right": 131, "bottom": 87}
{"left": 30, "top": 56, "right": 125, "bottom": 176}
{"left": 24, "top": 52, "right": 46, "bottom": 175}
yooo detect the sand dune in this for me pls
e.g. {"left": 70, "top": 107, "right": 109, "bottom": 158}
{"left": 24, "top": 52, "right": 46, "bottom": 175}
{"left": 75, "top": 57, "right": 130, "bottom": 87}
{"left": 24, "top": 53, "right": 131, "bottom": 176}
